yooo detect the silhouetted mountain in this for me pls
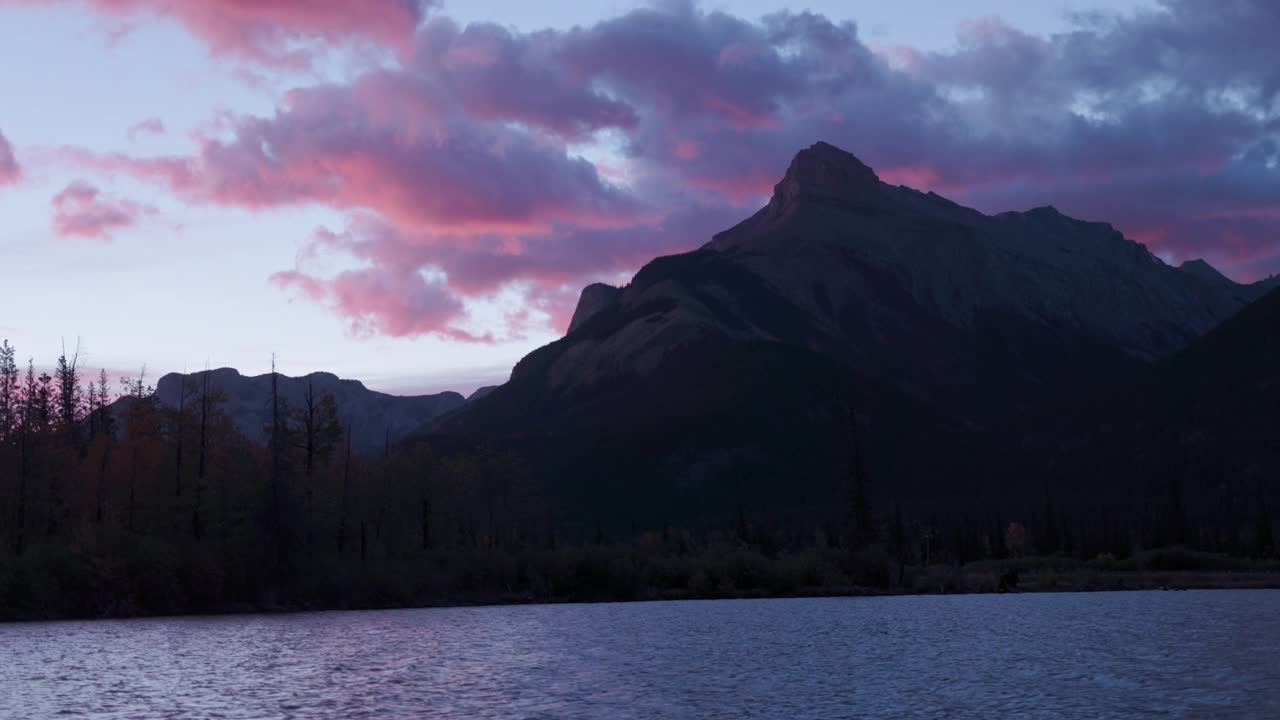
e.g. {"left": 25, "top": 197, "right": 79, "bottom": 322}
{"left": 433, "top": 141, "right": 1271, "bottom": 525}
{"left": 116, "top": 368, "right": 465, "bottom": 454}
{"left": 462, "top": 143, "right": 1267, "bottom": 430}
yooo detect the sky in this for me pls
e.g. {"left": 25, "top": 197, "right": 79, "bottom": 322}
{"left": 0, "top": 0, "right": 1277, "bottom": 395}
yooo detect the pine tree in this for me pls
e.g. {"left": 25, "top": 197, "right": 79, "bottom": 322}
{"left": 95, "top": 369, "right": 113, "bottom": 437}
{"left": 54, "top": 341, "right": 83, "bottom": 436}
{"left": 0, "top": 340, "right": 18, "bottom": 442}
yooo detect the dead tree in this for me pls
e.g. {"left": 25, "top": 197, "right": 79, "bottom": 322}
{"left": 337, "top": 423, "right": 352, "bottom": 553}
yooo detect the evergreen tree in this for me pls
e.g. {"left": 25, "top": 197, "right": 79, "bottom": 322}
{"left": 54, "top": 342, "right": 83, "bottom": 434}
{"left": 0, "top": 339, "right": 18, "bottom": 441}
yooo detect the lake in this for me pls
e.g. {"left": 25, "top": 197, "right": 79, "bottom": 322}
{"left": 2, "top": 590, "right": 1277, "bottom": 719}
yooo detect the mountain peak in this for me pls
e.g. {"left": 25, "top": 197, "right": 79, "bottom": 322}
{"left": 567, "top": 282, "right": 621, "bottom": 334}
{"left": 771, "top": 141, "right": 882, "bottom": 210}
{"left": 1179, "top": 258, "right": 1230, "bottom": 284}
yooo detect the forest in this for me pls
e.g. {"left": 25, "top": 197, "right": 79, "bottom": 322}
{"left": 0, "top": 338, "right": 1276, "bottom": 620}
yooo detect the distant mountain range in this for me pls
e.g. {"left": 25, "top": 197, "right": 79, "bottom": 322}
{"left": 115, "top": 368, "right": 468, "bottom": 454}
{"left": 433, "top": 141, "right": 1279, "bottom": 525}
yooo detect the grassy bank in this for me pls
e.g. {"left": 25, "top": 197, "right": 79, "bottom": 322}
{"left": 3, "top": 539, "right": 1278, "bottom": 622}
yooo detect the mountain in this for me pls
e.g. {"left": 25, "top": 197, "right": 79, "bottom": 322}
{"left": 432, "top": 141, "right": 1273, "bottom": 525}
{"left": 447, "top": 141, "right": 1266, "bottom": 429}
{"left": 119, "top": 368, "right": 466, "bottom": 454}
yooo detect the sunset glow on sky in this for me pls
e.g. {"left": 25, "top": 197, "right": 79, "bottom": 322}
{"left": 1, "top": 0, "right": 1276, "bottom": 394}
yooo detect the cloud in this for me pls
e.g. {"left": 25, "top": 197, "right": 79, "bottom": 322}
{"left": 267, "top": 201, "right": 739, "bottom": 339}
{"left": 4, "top": 0, "right": 433, "bottom": 67}
{"left": 410, "top": 17, "right": 639, "bottom": 141}
{"left": 126, "top": 117, "right": 165, "bottom": 141}
{"left": 270, "top": 266, "right": 488, "bottom": 342}
{"left": 56, "top": 0, "right": 1280, "bottom": 340}
{"left": 0, "top": 129, "right": 19, "bottom": 185}
{"left": 50, "top": 180, "right": 152, "bottom": 240}
{"left": 69, "top": 94, "right": 643, "bottom": 236}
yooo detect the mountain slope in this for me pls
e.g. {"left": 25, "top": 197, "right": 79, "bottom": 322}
{"left": 1024, "top": 285, "right": 1280, "bottom": 537}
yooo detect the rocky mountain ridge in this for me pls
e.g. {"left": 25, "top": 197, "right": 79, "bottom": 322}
{"left": 115, "top": 368, "right": 466, "bottom": 454}
{"left": 517, "top": 141, "right": 1272, "bottom": 421}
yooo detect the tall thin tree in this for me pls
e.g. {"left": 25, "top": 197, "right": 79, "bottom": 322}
{"left": 93, "top": 369, "right": 114, "bottom": 525}
{"left": 338, "top": 423, "right": 352, "bottom": 553}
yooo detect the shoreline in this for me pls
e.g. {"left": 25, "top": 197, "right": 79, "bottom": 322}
{"left": 5, "top": 569, "right": 1279, "bottom": 624}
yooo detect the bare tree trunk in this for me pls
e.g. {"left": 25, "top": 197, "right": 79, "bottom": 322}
{"left": 193, "top": 370, "right": 209, "bottom": 540}
{"left": 45, "top": 468, "right": 61, "bottom": 537}
{"left": 303, "top": 379, "right": 315, "bottom": 547}
{"left": 95, "top": 437, "right": 110, "bottom": 525}
{"left": 14, "top": 429, "right": 27, "bottom": 555}
{"left": 375, "top": 428, "right": 389, "bottom": 544}
{"left": 128, "top": 444, "right": 138, "bottom": 533}
{"left": 269, "top": 355, "right": 286, "bottom": 574}
{"left": 173, "top": 377, "right": 185, "bottom": 498}
{"left": 338, "top": 425, "right": 351, "bottom": 553}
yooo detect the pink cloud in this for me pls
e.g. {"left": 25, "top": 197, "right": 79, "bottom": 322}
{"left": 51, "top": 180, "right": 151, "bottom": 240}
{"left": 6, "top": 0, "right": 432, "bottom": 66}
{"left": 67, "top": 73, "right": 644, "bottom": 236}
{"left": 259, "top": 198, "right": 737, "bottom": 340}
{"left": 0, "top": 129, "right": 19, "bottom": 185}
{"left": 271, "top": 266, "right": 489, "bottom": 342}
{"left": 126, "top": 117, "right": 165, "bottom": 141}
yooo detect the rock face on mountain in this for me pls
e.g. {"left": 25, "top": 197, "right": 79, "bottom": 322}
{"left": 140, "top": 368, "right": 465, "bottom": 454}
{"left": 567, "top": 283, "right": 621, "bottom": 334}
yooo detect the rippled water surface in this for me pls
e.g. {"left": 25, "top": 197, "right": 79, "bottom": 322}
{"left": 3, "top": 590, "right": 1279, "bottom": 719}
